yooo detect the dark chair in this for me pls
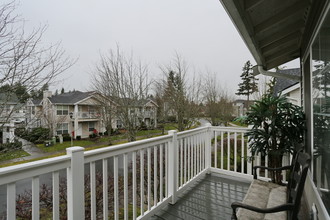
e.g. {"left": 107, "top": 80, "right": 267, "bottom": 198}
{"left": 231, "top": 151, "right": 311, "bottom": 220}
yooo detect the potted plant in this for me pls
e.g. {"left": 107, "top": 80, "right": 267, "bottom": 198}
{"left": 245, "top": 94, "right": 306, "bottom": 184}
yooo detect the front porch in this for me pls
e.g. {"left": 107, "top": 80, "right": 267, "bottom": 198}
{"left": 0, "top": 125, "right": 308, "bottom": 219}
{"left": 151, "top": 173, "right": 250, "bottom": 220}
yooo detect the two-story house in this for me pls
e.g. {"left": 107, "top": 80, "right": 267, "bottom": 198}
{"left": 137, "top": 99, "right": 158, "bottom": 128}
{"left": 28, "top": 90, "right": 112, "bottom": 139}
{"left": 0, "top": 93, "right": 27, "bottom": 143}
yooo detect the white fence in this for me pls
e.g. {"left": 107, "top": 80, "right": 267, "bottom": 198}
{"left": 0, "top": 125, "right": 279, "bottom": 220}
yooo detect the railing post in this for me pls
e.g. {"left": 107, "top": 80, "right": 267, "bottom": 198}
{"left": 246, "top": 126, "right": 253, "bottom": 175}
{"left": 168, "top": 130, "right": 178, "bottom": 204}
{"left": 67, "top": 147, "right": 85, "bottom": 220}
{"left": 205, "top": 123, "right": 212, "bottom": 173}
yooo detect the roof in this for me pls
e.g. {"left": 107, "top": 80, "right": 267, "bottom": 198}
{"left": 219, "top": 0, "right": 324, "bottom": 70}
{"left": 48, "top": 91, "right": 95, "bottom": 104}
{"left": 32, "top": 99, "right": 42, "bottom": 105}
{"left": 274, "top": 68, "right": 300, "bottom": 95}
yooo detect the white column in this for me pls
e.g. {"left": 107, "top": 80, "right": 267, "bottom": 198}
{"left": 168, "top": 130, "right": 178, "bottom": 204}
{"left": 66, "top": 147, "right": 85, "bottom": 220}
{"left": 205, "top": 123, "right": 212, "bottom": 173}
{"left": 74, "top": 105, "right": 79, "bottom": 138}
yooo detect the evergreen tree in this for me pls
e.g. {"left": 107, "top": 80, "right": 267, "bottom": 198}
{"left": 61, "top": 87, "right": 65, "bottom": 94}
{"left": 236, "top": 61, "right": 258, "bottom": 110}
{"left": 266, "top": 77, "right": 277, "bottom": 95}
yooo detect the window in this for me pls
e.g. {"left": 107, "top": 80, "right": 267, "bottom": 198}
{"left": 56, "top": 123, "right": 68, "bottom": 135}
{"left": 88, "top": 122, "right": 95, "bottom": 132}
{"left": 311, "top": 11, "right": 330, "bottom": 212}
{"left": 31, "top": 106, "right": 35, "bottom": 115}
{"left": 57, "top": 105, "right": 69, "bottom": 115}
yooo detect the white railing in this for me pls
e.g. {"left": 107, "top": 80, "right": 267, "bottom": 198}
{"left": 76, "top": 112, "right": 101, "bottom": 119}
{"left": 0, "top": 125, "right": 285, "bottom": 220}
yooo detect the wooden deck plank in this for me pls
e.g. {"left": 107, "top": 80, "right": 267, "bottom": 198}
{"left": 151, "top": 173, "right": 251, "bottom": 220}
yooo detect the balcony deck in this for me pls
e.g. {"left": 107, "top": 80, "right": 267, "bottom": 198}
{"left": 151, "top": 173, "right": 251, "bottom": 220}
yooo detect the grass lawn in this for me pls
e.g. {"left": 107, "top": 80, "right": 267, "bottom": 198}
{"left": 231, "top": 121, "right": 248, "bottom": 127}
{"left": 0, "top": 152, "right": 65, "bottom": 168}
{"left": 136, "top": 129, "right": 163, "bottom": 136}
{"left": 1, "top": 123, "right": 201, "bottom": 167}
{"left": 37, "top": 140, "right": 95, "bottom": 153}
{"left": 0, "top": 150, "right": 30, "bottom": 163}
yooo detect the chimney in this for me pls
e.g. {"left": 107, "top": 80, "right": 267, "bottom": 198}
{"left": 43, "top": 90, "right": 52, "bottom": 99}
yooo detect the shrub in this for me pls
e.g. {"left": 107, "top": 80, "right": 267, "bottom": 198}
{"left": 139, "top": 121, "right": 148, "bottom": 130}
{"left": 76, "top": 135, "right": 81, "bottom": 140}
{"left": 16, "top": 127, "right": 50, "bottom": 144}
{"left": 89, "top": 133, "right": 97, "bottom": 139}
{"left": 166, "top": 116, "right": 177, "bottom": 123}
{"left": 0, "top": 139, "right": 23, "bottom": 152}
{"left": 62, "top": 133, "right": 71, "bottom": 142}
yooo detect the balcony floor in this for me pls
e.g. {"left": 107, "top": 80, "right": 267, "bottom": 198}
{"left": 151, "top": 173, "right": 251, "bottom": 220}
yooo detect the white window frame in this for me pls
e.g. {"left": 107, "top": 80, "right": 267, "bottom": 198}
{"left": 56, "top": 123, "right": 68, "bottom": 135}
{"left": 56, "top": 105, "right": 69, "bottom": 115}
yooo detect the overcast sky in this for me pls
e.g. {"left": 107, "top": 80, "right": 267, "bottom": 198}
{"left": 13, "top": 0, "right": 297, "bottom": 97}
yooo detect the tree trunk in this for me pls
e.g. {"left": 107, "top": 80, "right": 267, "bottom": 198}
{"left": 269, "top": 152, "right": 283, "bottom": 184}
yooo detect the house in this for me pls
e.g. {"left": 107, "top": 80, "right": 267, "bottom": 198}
{"left": 219, "top": 0, "right": 330, "bottom": 218}
{"left": 0, "top": 93, "right": 26, "bottom": 143}
{"left": 28, "top": 90, "right": 110, "bottom": 139}
{"left": 274, "top": 68, "right": 301, "bottom": 106}
{"left": 233, "top": 99, "right": 255, "bottom": 117}
{"left": 137, "top": 99, "right": 158, "bottom": 128}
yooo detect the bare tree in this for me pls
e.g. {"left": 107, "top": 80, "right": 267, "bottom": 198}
{"left": 91, "top": 46, "right": 150, "bottom": 141}
{"left": 0, "top": 1, "right": 74, "bottom": 129}
{"left": 204, "top": 73, "right": 233, "bottom": 126}
{"left": 160, "top": 54, "right": 202, "bottom": 131}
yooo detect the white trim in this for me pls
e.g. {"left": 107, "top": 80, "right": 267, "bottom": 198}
{"left": 281, "top": 83, "right": 300, "bottom": 96}
{"left": 304, "top": 173, "right": 330, "bottom": 220}
{"left": 74, "top": 95, "right": 99, "bottom": 105}
{"left": 306, "top": 4, "right": 330, "bottom": 218}
{"left": 303, "top": 2, "right": 330, "bottom": 61}
{"left": 144, "top": 100, "right": 158, "bottom": 108}
{"left": 209, "top": 167, "right": 253, "bottom": 181}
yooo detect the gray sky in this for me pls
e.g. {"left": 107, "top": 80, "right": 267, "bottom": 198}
{"left": 13, "top": 0, "right": 297, "bottom": 96}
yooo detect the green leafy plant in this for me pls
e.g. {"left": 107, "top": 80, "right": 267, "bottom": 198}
{"left": 245, "top": 94, "right": 306, "bottom": 183}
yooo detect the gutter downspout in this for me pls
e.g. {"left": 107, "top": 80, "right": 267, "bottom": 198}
{"left": 252, "top": 65, "right": 301, "bottom": 81}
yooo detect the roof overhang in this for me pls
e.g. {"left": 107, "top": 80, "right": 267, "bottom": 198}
{"left": 219, "top": 0, "right": 322, "bottom": 70}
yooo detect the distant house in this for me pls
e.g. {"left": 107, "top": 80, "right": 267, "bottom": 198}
{"left": 115, "top": 98, "right": 158, "bottom": 129}
{"left": 27, "top": 91, "right": 158, "bottom": 138}
{"left": 274, "top": 68, "right": 301, "bottom": 106}
{"left": 136, "top": 99, "right": 158, "bottom": 128}
{"left": 233, "top": 99, "right": 255, "bottom": 117}
{"left": 28, "top": 90, "right": 112, "bottom": 139}
{"left": 0, "top": 93, "right": 26, "bottom": 143}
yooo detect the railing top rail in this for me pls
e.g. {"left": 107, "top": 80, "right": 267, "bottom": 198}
{"left": 84, "top": 134, "right": 172, "bottom": 162}
{"left": 0, "top": 155, "right": 70, "bottom": 185}
{"left": 177, "top": 126, "right": 208, "bottom": 139}
{"left": 211, "top": 126, "right": 250, "bottom": 133}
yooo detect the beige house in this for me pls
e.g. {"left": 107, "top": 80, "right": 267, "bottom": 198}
{"left": 28, "top": 91, "right": 110, "bottom": 139}
{"left": 27, "top": 91, "right": 158, "bottom": 138}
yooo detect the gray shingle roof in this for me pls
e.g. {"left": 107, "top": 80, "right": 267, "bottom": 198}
{"left": 49, "top": 91, "right": 94, "bottom": 104}
{"left": 274, "top": 68, "right": 300, "bottom": 95}
{"left": 32, "top": 99, "right": 42, "bottom": 105}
